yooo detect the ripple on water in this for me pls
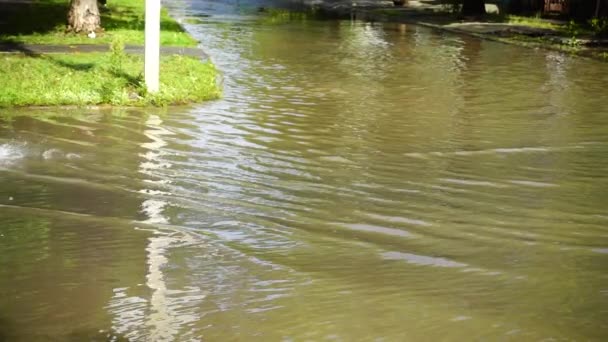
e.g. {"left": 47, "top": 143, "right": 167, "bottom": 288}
{"left": 0, "top": 142, "right": 26, "bottom": 164}
{"left": 364, "top": 213, "right": 433, "bottom": 227}
{"left": 339, "top": 223, "right": 414, "bottom": 238}
{"left": 381, "top": 251, "right": 467, "bottom": 268}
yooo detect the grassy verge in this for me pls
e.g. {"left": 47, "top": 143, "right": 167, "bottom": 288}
{"left": 0, "top": 52, "right": 221, "bottom": 107}
{"left": 0, "top": 0, "right": 197, "bottom": 46}
{"left": 498, "top": 15, "right": 560, "bottom": 30}
{"left": 0, "top": 0, "right": 222, "bottom": 107}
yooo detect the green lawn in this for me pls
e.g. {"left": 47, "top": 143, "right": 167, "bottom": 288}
{"left": 0, "top": 0, "right": 222, "bottom": 107}
{"left": 500, "top": 15, "right": 560, "bottom": 30}
{"left": 0, "top": 0, "right": 198, "bottom": 46}
{"left": 0, "top": 53, "right": 221, "bottom": 107}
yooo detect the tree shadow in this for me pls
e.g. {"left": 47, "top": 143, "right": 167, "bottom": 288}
{"left": 54, "top": 59, "right": 96, "bottom": 71}
{"left": 109, "top": 68, "right": 143, "bottom": 88}
{"left": 0, "top": 315, "right": 129, "bottom": 342}
{"left": 0, "top": 41, "right": 96, "bottom": 71}
{"left": 0, "top": 1, "right": 68, "bottom": 37}
{"left": 101, "top": 7, "right": 189, "bottom": 33}
{"left": 0, "top": 40, "right": 41, "bottom": 57}
{"left": 0, "top": 315, "right": 17, "bottom": 342}
{"left": 0, "top": 0, "right": 186, "bottom": 42}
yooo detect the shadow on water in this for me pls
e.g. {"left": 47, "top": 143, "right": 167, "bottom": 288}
{"left": 0, "top": 315, "right": 128, "bottom": 342}
{"left": 0, "top": 316, "right": 16, "bottom": 342}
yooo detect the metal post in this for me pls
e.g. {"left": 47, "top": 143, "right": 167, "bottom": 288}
{"left": 145, "top": 0, "right": 161, "bottom": 93}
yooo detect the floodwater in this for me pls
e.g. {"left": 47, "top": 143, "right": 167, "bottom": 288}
{"left": 1, "top": 0, "right": 608, "bottom": 340}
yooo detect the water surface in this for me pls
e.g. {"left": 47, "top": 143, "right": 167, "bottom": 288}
{"left": 1, "top": 0, "right": 608, "bottom": 340}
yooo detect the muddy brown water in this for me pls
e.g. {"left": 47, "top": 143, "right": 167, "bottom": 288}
{"left": 1, "top": 1, "right": 608, "bottom": 340}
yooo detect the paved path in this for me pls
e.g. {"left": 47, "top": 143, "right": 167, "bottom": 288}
{"left": 0, "top": 43, "right": 209, "bottom": 59}
{"left": 303, "top": 0, "right": 584, "bottom": 40}
{"left": 441, "top": 22, "right": 557, "bottom": 36}
{"left": 303, "top": 0, "right": 443, "bottom": 11}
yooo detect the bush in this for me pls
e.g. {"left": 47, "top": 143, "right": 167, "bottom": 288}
{"left": 588, "top": 18, "right": 608, "bottom": 37}
{"left": 440, "top": 0, "right": 461, "bottom": 13}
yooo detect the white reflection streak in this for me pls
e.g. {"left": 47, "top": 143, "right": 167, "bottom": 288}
{"left": 108, "top": 114, "right": 182, "bottom": 340}
{"left": 140, "top": 115, "right": 178, "bottom": 340}
{"left": 146, "top": 230, "right": 178, "bottom": 341}
{"left": 544, "top": 51, "right": 570, "bottom": 116}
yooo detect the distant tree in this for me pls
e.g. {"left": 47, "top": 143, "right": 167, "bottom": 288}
{"left": 570, "top": 0, "right": 605, "bottom": 19}
{"left": 67, "top": 0, "right": 101, "bottom": 33}
{"left": 462, "top": 0, "right": 486, "bottom": 16}
{"left": 515, "top": 0, "right": 543, "bottom": 13}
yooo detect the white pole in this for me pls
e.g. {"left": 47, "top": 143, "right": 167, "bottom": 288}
{"left": 145, "top": 0, "right": 161, "bottom": 93}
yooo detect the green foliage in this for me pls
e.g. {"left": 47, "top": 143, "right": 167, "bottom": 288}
{"left": 109, "top": 37, "right": 126, "bottom": 74}
{"left": 440, "top": 0, "right": 461, "bottom": 14}
{"left": 0, "top": 53, "right": 221, "bottom": 107}
{"left": 588, "top": 18, "right": 608, "bottom": 37}
{"left": 503, "top": 15, "right": 558, "bottom": 30}
{"left": 564, "top": 37, "right": 582, "bottom": 48}
{"left": 565, "top": 20, "right": 582, "bottom": 37}
{"left": 563, "top": 20, "right": 583, "bottom": 47}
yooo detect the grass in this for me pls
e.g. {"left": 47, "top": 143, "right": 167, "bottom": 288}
{"left": 0, "top": 0, "right": 198, "bottom": 46}
{"left": 0, "top": 52, "right": 221, "bottom": 107}
{"left": 0, "top": 0, "right": 222, "bottom": 107}
{"left": 499, "top": 15, "right": 560, "bottom": 30}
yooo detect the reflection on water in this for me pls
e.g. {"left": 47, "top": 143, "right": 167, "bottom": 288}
{"left": 1, "top": 1, "right": 608, "bottom": 340}
{"left": 139, "top": 115, "right": 177, "bottom": 340}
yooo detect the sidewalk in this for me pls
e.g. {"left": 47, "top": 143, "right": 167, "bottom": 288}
{"left": 308, "top": 0, "right": 560, "bottom": 36}
{"left": 0, "top": 43, "right": 209, "bottom": 60}
{"left": 304, "top": 0, "right": 608, "bottom": 60}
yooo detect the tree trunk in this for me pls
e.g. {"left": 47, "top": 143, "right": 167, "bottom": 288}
{"left": 462, "top": 0, "right": 486, "bottom": 16}
{"left": 67, "top": 0, "right": 100, "bottom": 33}
{"left": 596, "top": 0, "right": 602, "bottom": 18}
